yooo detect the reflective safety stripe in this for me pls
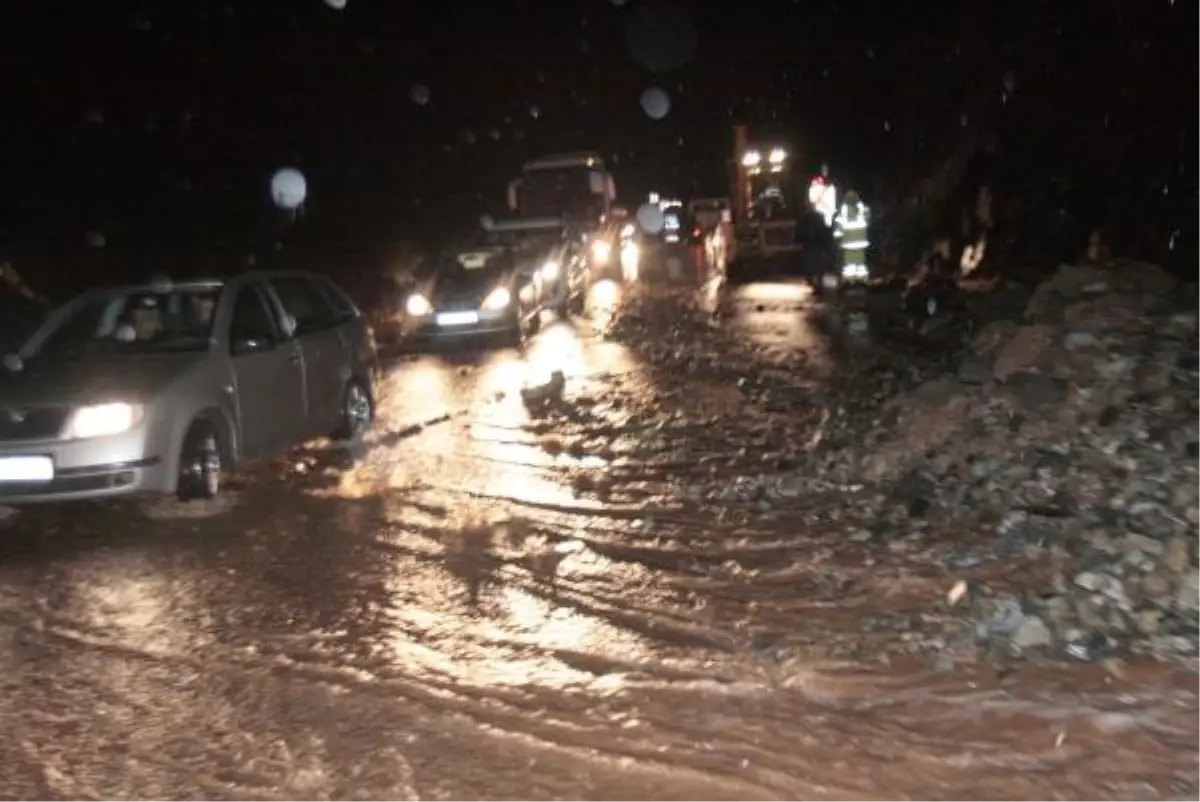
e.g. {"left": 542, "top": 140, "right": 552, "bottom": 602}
{"left": 840, "top": 239, "right": 869, "bottom": 249}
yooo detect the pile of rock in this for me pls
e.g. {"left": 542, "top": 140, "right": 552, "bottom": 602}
{"left": 851, "top": 261, "right": 1198, "bottom": 660}
{"left": 605, "top": 266, "right": 1197, "bottom": 660}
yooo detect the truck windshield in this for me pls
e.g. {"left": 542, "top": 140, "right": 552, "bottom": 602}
{"left": 749, "top": 175, "right": 797, "bottom": 220}
{"left": 519, "top": 167, "right": 604, "bottom": 221}
{"left": 35, "top": 286, "right": 222, "bottom": 358}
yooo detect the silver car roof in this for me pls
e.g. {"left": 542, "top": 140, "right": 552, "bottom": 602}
{"left": 93, "top": 270, "right": 337, "bottom": 295}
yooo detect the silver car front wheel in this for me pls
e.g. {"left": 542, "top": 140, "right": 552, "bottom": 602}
{"left": 336, "top": 380, "right": 374, "bottom": 442}
{"left": 178, "top": 421, "right": 222, "bottom": 501}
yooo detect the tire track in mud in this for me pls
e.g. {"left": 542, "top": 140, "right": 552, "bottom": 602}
{"left": 2, "top": 603, "right": 1193, "bottom": 800}
{"left": 0, "top": 611, "right": 785, "bottom": 800}
{"left": 360, "top": 326, "right": 1198, "bottom": 797}
{"left": 249, "top": 341, "right": 873, "bottom": 794}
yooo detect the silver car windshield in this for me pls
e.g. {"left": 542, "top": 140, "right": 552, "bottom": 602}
{"left": 37, "top": 287, "right": 222, "bottom": 357}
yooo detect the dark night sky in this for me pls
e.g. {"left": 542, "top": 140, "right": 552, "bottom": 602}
{"left": 0, "top": 0, "right": 1195, "bottom": 283}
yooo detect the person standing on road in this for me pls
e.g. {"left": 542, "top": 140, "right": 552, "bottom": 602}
{"left": 799, "top": 204, "right": 835, "bottom": 282}
{"left": 834, "top": 190, "right": 870, "bottom": 281}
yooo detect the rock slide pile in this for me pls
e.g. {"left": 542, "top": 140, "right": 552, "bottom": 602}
{"left": 852, "top": 262, "right": 1198, "bottom": 660}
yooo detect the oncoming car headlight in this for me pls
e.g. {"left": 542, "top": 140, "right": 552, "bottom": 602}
{"left": 481, "top": 287, "right": 511, "bottom": 310}
{"left": 591, "top": 240, "right": 612, "bottom": 264}
{"left": 541, "top": 260, "right": 560, "bottom": 281}
{"left": 406, "top": 293, "right": 432, "bottom": 317}
{"left": 63, "top": 402, "right": 143, "bottom": 440}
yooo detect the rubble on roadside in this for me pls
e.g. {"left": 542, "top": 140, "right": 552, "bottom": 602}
{"left": 609, "top": 262, "right": 1198, "bottom": 665}
{"left": 852, "top": 261, "right": 1198, "bottom": 662}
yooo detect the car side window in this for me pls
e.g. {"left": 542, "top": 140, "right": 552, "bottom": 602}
{"left": 313, "top": 276, "right": 359, "bottom": 323}
{"left": 269, "top": 277, "right": 340, "bottom": 336}
{"left": 228, "top": 284, "right": 281, "bottom": 352}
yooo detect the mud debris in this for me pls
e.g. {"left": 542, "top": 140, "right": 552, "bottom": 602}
{"left": 856, "top": 263, "right": 1198, "bottom": 662}
{"left": 608, "top": 263, "right": 1198, "bottom": 666}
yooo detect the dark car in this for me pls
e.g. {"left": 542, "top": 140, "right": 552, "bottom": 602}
{"left": 403, "top": 249, "right": 542, "bottom": 345}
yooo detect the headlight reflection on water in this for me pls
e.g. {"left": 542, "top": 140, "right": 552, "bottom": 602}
{"left": 523, "top": 323, "right": 584, "bottom": 383}
{"left": 619, "top": 242, "right": 639, "bottom": 281}
{"left": 591, "top": 279, "right": 621, "bottom": 309}
{"left": 591, "top": 240, "right": 612, "bottom": 264}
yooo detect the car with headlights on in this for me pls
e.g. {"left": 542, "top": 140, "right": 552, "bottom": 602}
{"left": 404, "top": 248, "right": 543, "bottom": 345}
{"left": 0, "top": 271, "right": 377, "bottom": 504}
{"left": 481, "top": 216, "right": 587, "bottom": 318}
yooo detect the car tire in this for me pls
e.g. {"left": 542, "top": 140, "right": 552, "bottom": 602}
{"left": 500, "top": 312, "right": 525, "bottom": 348}
{"left": 526, "top": 304, "right": 544, "bottom": 335}
{"left": 177, "top": 419, "right": 222, "bottom": 501}
{"left": 333, "top": 379, "right": 374, "bottom": 443}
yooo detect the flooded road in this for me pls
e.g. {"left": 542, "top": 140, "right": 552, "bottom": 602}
{"left": 0, "top": 285, "right": 1195, "bottom": 800}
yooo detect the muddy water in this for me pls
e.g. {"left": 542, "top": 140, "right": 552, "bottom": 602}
{"left": 0, "top": 290, "right": 1194, "bottom": 800}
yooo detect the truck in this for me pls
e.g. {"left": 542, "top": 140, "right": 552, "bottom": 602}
{"left": 504, "top": 151, "right": 623, "bottom": 285}
{"left": 506, "top": 151, "right": 617, "bottom": 226}
{"left": 723, "top": 125, "right": 838, "bottom": 291}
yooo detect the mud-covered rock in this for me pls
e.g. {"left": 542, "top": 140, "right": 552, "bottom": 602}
{"left": 855, "top": 262, "right": 1198, "bottom": 661}
{"left": 606, "top": 267, "right": 1196, "bottom": 664}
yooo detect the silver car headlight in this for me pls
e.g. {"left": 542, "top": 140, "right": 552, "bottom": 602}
{"left": 481, "top": 287, "right": 511, "bottom": 310}
{"left": 405, "top": 293, "right": 432, "bottom": 317}
{"left": 63, "top": 402, "right": 143, "bottom": 440}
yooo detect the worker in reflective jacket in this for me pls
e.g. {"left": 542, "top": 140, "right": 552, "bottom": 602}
{"left": 834, "top": 190, "right": 870, "bottom": 283}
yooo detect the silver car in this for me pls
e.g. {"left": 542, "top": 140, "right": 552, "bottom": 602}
{"left": 0, "top": 270, "right": 377, "bottom": 504}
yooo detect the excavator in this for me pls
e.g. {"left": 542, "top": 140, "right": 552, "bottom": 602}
{"left": 722, "top": 125, "right": 838, "bottom": 291}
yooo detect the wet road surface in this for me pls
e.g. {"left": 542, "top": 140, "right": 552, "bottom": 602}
{"left": 0, "top": 281, "right": 1195, "bottom": 800}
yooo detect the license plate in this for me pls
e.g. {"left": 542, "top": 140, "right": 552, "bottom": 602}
{"left": 0, "top": 455, "right": 54, "bottom": 482}
{"left": 436, "top": 311, "right": 479, "bottom": 327}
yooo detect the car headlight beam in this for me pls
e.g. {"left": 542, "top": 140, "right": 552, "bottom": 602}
{"left": 406, "top": 293, "right": 432, "bottom": 317}
{"left": 481, "top": 286, "right": 511, "bottom": 310}
{"left": 63, "top": 402, "right": 143, "bottom": 440}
